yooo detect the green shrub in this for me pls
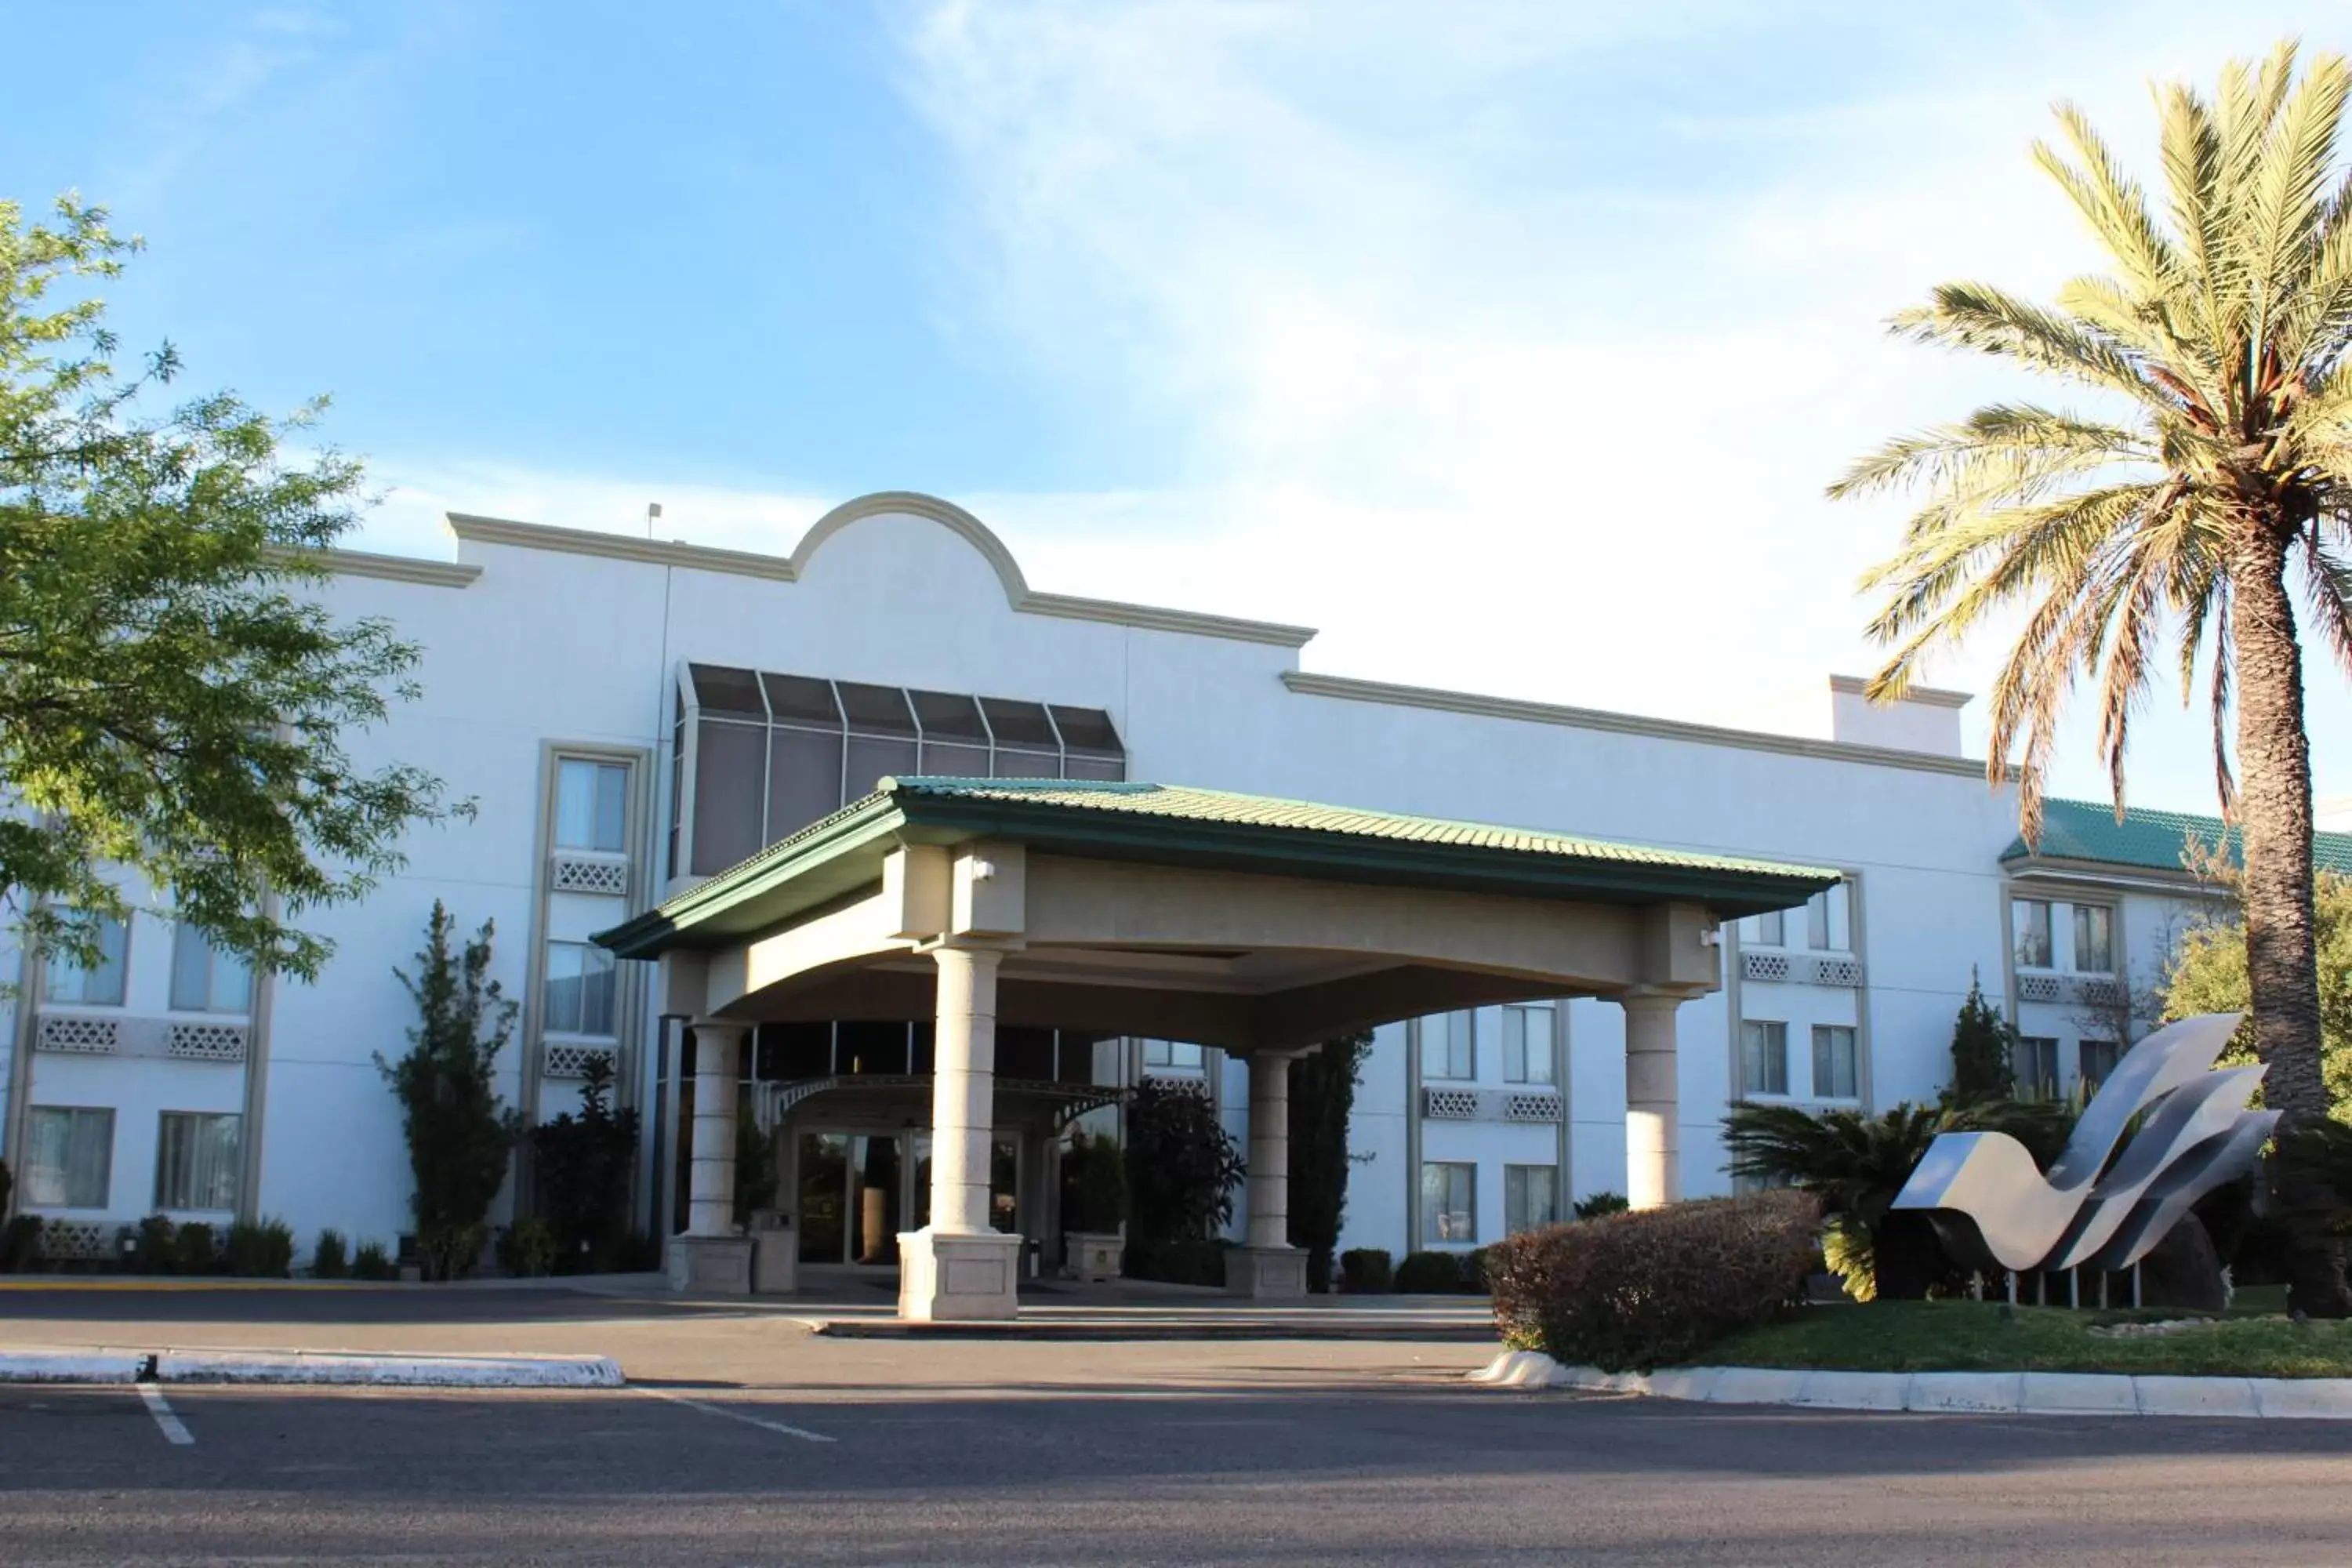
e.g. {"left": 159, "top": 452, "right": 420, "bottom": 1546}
{"left": 223, "top": 1218, "right": 295, "bottom": 1278}
{"left": 1395, "top": 1250, "right": 1465, "bottom": 1293}
{"left": 1123, "top": 1237, "right": 1227, "bottom": 1287}
{"left": 418, "top": 1221, "right": 485, "bottom": 1282}
{"left": 1573, "top": 1192, "right": 1629, "bottom": 1221}
{"left": 498, "top": 1217, "right": 559, "bottom": 1278}
{"left": 353, "top": 1240, "right": 398, "bottom": 1281}
{"left": 310, "top": 1229, "right": 350, "bottom": 1279}
{"left": 1060, "top": 1131, "right": 1130, "bottom": 1235}
{"left": 128, "top": 1214, "right": 180, "bottom": 1273}
{"left": 532, "top": 1056, "right": 644, "bottom": 1272}
{"left": 0, "top": 1214, "right": 41, "bottom": 1272}
{"left": 1340, "top": 1247, "right": 1393, "bottom": 1292}
{"left": 1486, "top": 1189, "right": 1824, "bottom": 1372}
{"left": 173, "top": 1221, "right": 220, "bottom": 1275}
{"left": 1461, "top": 1246, "right": 1495, "bottom": 1294}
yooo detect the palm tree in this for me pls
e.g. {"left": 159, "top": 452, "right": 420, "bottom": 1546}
{"left": 1833, "top": 42, "right": 2352, "bottom": 1312}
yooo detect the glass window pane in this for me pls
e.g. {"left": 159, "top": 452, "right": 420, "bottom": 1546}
{"left": 580, "top": 949, "right": 615, "bottom": 1036}
{"left": 1047, "top": 705, "right": 1122, "bottom": 754}
{"left": 2014, "top": 1036, "right": 2059, "bottom": 1099}
{"left": 909, "top": 689, "right": 989, "bottom": 741}
{"left": 2013, "top": 900, "right": 2053, "bottom": 968}
{"left": 767, "top": 727, "right": 846, "bottom": 843}
{"left": 991, "top": 748, "right": 1061, "bottom": 779}
{"left": 1755, "top": 908, "right": 1784, "bottom": 947}
{"left": 156, "top": 1112, "right": 241, "bottom": 1211}
{"left": 1505, "top": 1165, "right": 1559, "bottom": 1233}
{"left": 1420, "top": 1162, "right": 1475, "bottom": 1245}
{"left": 1806, "top": 890, "right": 1831, "bottom": 949}
{"left": 593, "top": 764, "right": 629, "bottom": 852}
{"left": 556, "top": 758, "right": 596, "bottom": 848}
{"left": 26, "top": 1107, "right": 113, "bottom": 1208}
{"left": 844, "top": 736, "right": 919, "bottom": 799}
{"left": 1504, "top": 1005, "right": 1553, "bottom": 1084}
{"left": 688, "top": 664, "right": 767, "bottom": 717}
{"left": 2073, "top": 906, "right": 2113, "bottom": 973}
{"left": 760, "top": 673, "right": 841, "bottom": 727}
{"left": 171, "top": 923, "right": 212, "bottom": 1011}
{"left": 1812, "top": 1025, "right": 1858, "bottom": 1100}
{"left": 837, "top": 682, "right": 917, "bottom": 736}
{"left": 1741, "top": 1021, "right": 1788, "bottom": 1097}
{"left": 978, "top": 696, "right": 1057, "bottom": 748}
{"left": 544, "top": 944, "right": 581, "bottom": 1034}
{"left": 46, "top": 915, "right": 128, "bottom": 1006}
{"left": 691, "top": 720, "right": 766, "bottom": 874}
{"left": 1144, "top": 1039, "right": 1170, "bottom": 1066}
{"left": 2079, "top": 1039, "right": 2120, "bottom": 1089}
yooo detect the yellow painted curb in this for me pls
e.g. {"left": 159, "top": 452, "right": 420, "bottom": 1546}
{"left": 0, "top": 1278, "right": 390, "bottom": 1291}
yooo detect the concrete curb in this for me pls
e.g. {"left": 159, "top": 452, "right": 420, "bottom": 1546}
{"left": 0, "top": 1348, "right": 623, "bottom": 1388}
{"left": 1471, "top": 1352, "right": 2352, "bottom": 1420}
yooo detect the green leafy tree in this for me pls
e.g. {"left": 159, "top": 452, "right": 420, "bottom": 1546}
{"left": 1125, "top": 1080, "right": 1246, "bottom": 1245}
{"left": 377, "top": 902, "right": 519, "bottom": 1279}
{"left": 1287, "top": 1032, "right": 1372, "bottom": 1292}
{"left": 1834, "top": 45, "right": 2352, "bottom": 1312}
{"left": 1, "top": 194, "right": 456, "bottom": 976}
{"left": 2163, "top": 864, "right": 2352, "bottom": 1120}
{"left": 1948, "top": 976, "right": 2020, "bottom": 1103}
{"left": 529, "top": 1056, "right": 641, "bottom": 1273}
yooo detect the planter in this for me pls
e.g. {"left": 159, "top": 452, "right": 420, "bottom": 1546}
{"left": 1065, "top": 1230, "right": 1124, "bottom": 1284}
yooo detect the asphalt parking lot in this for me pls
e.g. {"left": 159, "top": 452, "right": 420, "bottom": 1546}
{"left": 4, "top": 1286, "right": 2350, "bottom": 1566}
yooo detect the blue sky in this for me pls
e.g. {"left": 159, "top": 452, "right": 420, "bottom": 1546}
{"left": 5, "top": 2, "right": 2350, "bottom": 816}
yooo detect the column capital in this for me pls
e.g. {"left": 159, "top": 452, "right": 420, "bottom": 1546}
{"left": 686, "top": 1017, "right": 753, "bottom": 1040}
{"left": 1610, "top": 985, "right": 1705, "bottom": 1010}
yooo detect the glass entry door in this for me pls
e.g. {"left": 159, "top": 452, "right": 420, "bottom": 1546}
{"left": 801, "top": 1127, "right": 1022, "bottom": 1263}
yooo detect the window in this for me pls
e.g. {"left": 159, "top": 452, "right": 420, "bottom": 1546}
{"left": 1806, "top": 888, "right": 1831, "bottom": 950}
{"left": 1142, "top": 1040, "right": 1205, "bottom": 1070}
{"left": 1504, "top": 1164, "right": 1559, "bottom": 1234}
{"left": 169, "top": 924, "right": 251, "bottom": 1014}
{"left": 1751, "top": 908, "right": 1785, "bottom": 948}
{"left": 2013, "top": 898, "right": 2053, "bottom": 969}
{"left": 543, "top": 942, "right": 616, "bottom": 1036}
{"left": 2073, "top": 904, "right": 2114, "bottom": 974}
{"left": 44, "top": 914, "right": 129, "bottom": 1006}
{"left": 2078, "top": 1038, "right": 2121, "bottom": 1090}
{"left": 2014, "top": 1036, "right": 2060, "bottom": 1099}
{"left": 1812, "top": 1025, "right": 1860, "bottom": 1100}
{"left": 1501, "top": 1004, "right": 1555, "bottom": 1085}
{"left": 1420, "top": 1161, "right": 1476, "bottom": 1243}
{"left": 1740, "top": 1020, "right": 1788, "bottom": 1097}
{"left": 1418, "top": 1011, "right": 1473, "bottom": 1080}
{"left": 24, "top": 1107, "right": 113, "bottom": 1208}
{"left": 555, "top": 759, "right": 630, "bottom": 852}
{"left": 154, "top": 1112, "right": 241, "bottom": 1211}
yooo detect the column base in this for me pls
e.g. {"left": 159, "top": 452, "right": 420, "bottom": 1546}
{"left": 667, "top": 1235, "right": 753, "bottom": 1295}
{"left": 898, "top": 1228, "right": 1022, "bottom": 1321}
{"left": 1228, "top": 1243, "right": 1308, "bottom": 1298}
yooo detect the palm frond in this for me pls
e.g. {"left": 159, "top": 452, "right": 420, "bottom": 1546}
{"left": 1890, "top": 283, "right": 2168, "bottom": 410}
{"left": 2037, "top": 103, "right": 2182, "bottom": 296}
{"left": 2300, "top": 543, "right": 2352, "bottom": 680}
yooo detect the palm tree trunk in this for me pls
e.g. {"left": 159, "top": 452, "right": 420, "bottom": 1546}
{"left": 2228, "top": 521, "right": 2350, "bottom": 1316}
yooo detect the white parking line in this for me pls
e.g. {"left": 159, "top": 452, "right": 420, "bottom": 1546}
{"left": 637, "top": 1387, "right": 836, "bottom": 1443}
{"left": 138, "top": 1385, "right": 194, "bottom": 1446}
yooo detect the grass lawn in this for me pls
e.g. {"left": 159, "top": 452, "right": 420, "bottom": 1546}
{"left": 1699, "top": 1299, "right": 2352, "bottom": 1379}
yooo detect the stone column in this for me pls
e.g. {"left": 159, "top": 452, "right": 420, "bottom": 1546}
{"left": 667, "top": 1020, "right": 753, "bottom": 1294}
{"left": 899, "top": 945, "right": 1022, "bottom": 1320}
{"left": 1618, "top": 993, "right": 1682, "bottom": 1210}
{"left": 1232, "top": 1049, "right": 1308, "bottom": 1298}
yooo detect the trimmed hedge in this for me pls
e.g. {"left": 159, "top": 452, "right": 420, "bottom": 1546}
{"left": 1123, "top": 1238, "right": 1227, "bottom": 1288}
{"left": 1486, "top": 1189, "right": 1824, "bottom": 1372}
{"left": 1395, "top": 1250, "right": 1466, "bottom": 1293}
{"left": 1340, "top": 1247, "right": 1393, "bottom": 1292}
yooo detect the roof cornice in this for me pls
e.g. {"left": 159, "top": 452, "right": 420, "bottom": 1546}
{"left": 1282, "top": 671, "right": 2009, "bottom": 780}
{"left": 318, "top": 547, "right": 482, "bottom": 589}
{"left": 446, "top": 494, "right": 1318, "bottom": 648}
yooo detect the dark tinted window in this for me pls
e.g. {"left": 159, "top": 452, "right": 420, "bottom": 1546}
{"left": 1049, "top": 705, "right": 1121, "bottom": 755}
{"left": 909, "top": 689, "right": 987, "bottom": 740}
{"left": 761, "top": 673, "right": 840, "bottom": 727}
{"left": 979, "top": 696, "right": 1057, "bottom": 748}
{"left": 837, "top": 682, "right": 917, "bottom": 735}
{"left": 690, "top": 664, "right": 768, "bottom": 717}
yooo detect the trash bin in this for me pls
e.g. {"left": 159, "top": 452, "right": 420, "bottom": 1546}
{"left": 749, "top": 1209, "right": 797, "bottom": 1295}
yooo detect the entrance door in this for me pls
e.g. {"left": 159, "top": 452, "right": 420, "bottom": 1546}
{"left": 849, "top": 1134, "right": 901, "bottom": 1264}
{"left": 797, "top": 1132, "right": 848, "bottom": 1265}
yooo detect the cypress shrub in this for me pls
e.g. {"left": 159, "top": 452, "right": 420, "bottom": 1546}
{"left": 311, "top": 1229, "right": 350, "bottom": 1279}
{"left": 1339, "top": 1247, "right": 1393, "bottom": 1292}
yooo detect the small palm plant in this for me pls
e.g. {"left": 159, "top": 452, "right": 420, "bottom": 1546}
{"left": 1833, "top": 42, "right": 2352, "bottom": 1312}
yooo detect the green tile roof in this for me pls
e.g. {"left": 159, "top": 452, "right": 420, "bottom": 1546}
{"left": 2002, "top": 797, "right": 2352, "bottom": 877}
{"left": 600, "top": 777, "right": 1844, "bottom": 957}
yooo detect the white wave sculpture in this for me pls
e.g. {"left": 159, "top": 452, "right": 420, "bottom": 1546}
{"left": 1889, "top": 1013, "right": 2274, "bottom": 1274}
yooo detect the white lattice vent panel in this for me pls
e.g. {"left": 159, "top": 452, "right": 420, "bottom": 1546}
{"left": 551, "top": 852, "right": 630, "bottom": 898}
{"left": 167, "top": 1022, "right": 249, "bottom": 1062}
{"left": 35, "top": 1219, "right": 115, "bottom": 1261}
{"left": 2018, "top": 974, "right": 2062, "bottom": 1004}
{"left": 1812, "top": 957, "right": 1864, "bottom": 989}
{"left": 1421, "top": 1087, "right": 1479, "bottom": 1120}
{"left": 2072, "top": 976, "right": 2125, "bottom": 1009}
{"left": 1142, "top": 1071, "right": 1211, "bottom": 1098}
{"left": 544, "top": 1040, "right": 617, "bottom": 1079}
{"left": 1502, "top": 1091, "right": 1565, "bottom": 1123}
{"left": 1742, "top": 951, "right": 1793, "bottom": 983}
{"left": 37, "top": 1013, "right": 121, "bottom": 1054}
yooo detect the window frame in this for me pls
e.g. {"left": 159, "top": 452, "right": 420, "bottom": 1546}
{"left": 154, "top": 1110, "right": 243, "bottom": 1213}
{"left": 1419, "top": 1160, "right": 1477, "bottom": 1245}
{"left": 44, "top": 913, "right": 130, "bottom": 1007}
{"left": 24, "top": 1105, "right": 115, "bottom": 1209}
{"left": 542, "top": 940, "right": 619, "bottom": 1038}
{"left": 1142, "top": 1039, "right": 1205, "bottom": 1071}
{"left": 1503, "top": 1163, "right": 1559, "bottom": 1235}
{"left": 2014, "top": 1035, "right": 2061, "bottom": 1099}
{"left": 1810, "top": 1023, "right": 1860, "bottom": 1102}
{"left": 2071, "top": 902, "right": 2115, "bottom": 975}
{"left": 554, "top": 757, "right": 631, "bottom": 854}
{"left": 169, "top": 923, "right": 252, "bottom": 1014}
{"left": 1740, "top": 1019, "right": 1790, "bottom": 1098}
{"left": 2013, "top": 898, "right": 2055, "bottom": 971}
{"left": 1417, "top": 1012, "right": 1475, "bottom": 1082}
{"left": 1501, "top": 1004, "right": 1555, "bottom": 1085}
{"left": 2078, "top": 1037, "right": 2121, "bottom": 1091}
